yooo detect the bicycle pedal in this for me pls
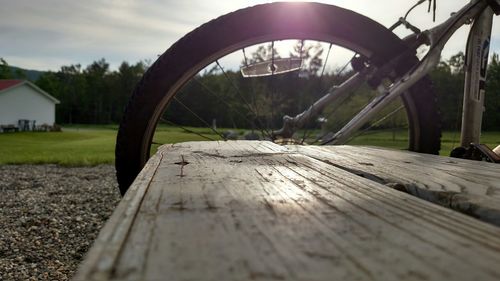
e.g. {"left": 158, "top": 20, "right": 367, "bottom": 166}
{"left": 450, "top": 143, "right": 500, "bottom": 163}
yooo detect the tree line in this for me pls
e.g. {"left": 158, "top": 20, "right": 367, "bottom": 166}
{"left": 1, "top": 48, "right": 499, "bottom": 131}
{"left": 1, "top": 58, "right": 146, "bottom": 124}
{"left": 431, "top": 52, "right": 500, "bottom": 131}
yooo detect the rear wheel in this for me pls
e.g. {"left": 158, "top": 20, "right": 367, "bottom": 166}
{"left": 116, "top": 2, "right": 441, "bottom": 195}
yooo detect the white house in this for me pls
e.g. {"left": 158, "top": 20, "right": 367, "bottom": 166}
{"left": 0, "top": 79, "right": 60, "bottom": 131}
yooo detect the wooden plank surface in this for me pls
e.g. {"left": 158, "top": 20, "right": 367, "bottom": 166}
{"left": 75, "top": 141, "right": 500, "bottom": 281}
{"left": 290, "top": 145, "right": 500, "bottom": 226}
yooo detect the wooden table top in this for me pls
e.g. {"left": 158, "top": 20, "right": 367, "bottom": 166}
{"left": 75, "top": 141, "right": 500, "bottom": 281}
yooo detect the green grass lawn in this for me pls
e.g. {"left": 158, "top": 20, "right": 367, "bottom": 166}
{"left": 0, "top": 125, "right": 498, "bottom": 166}
{"left": 347, "top": 130, "right": 500, "bottom": 156}
{"left": 0, "top": 129, "right": 117, "bottom": 166}
{"left": 0, "top": 126, "right": 213, "bottom": 166}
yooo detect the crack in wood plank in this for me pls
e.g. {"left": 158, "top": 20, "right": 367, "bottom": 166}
{"left": 296, "top": 146, "right": 500, "bottom": 227}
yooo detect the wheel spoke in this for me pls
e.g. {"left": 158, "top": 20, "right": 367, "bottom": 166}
{"left": 242, "top": 48, "right": 249, "bottom": 67}
{"left": 300, "top": 103, "right": 316, "bottom": 144}
{"left": 159, "top": 118, "right": 218, "bottom": 141}
{"left": 270, "top": 41, "right": 276, "bottom": 131}
{"left": 215, "top": 60, "right": 272, "bottom": 138}
{"left": 193, "top": 77, "right": 269, "bottom": 139}
{"left": 301, "top": 42, "right": 333, "bottom": 144}
{"left": 321, "top": 104, "right": 405, "bottom": 145}
{"left": 306, "top": 53, "right": 365, "bottom": 145}
{"left": 319, "top": 43, "right": 333, "bottom": 78}
{"left": 172, "top": 96, "right": 227, "bottom": 140}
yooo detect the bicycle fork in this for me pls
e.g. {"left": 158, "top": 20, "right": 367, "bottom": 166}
{"left": 460, "top": 7, "right": 493, "bottom": 147}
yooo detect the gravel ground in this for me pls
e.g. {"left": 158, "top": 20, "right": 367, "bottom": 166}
{"left": 0, "top": 165, "right": 121, "bottom": 280}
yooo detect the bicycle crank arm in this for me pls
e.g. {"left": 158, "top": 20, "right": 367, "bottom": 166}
{"left": 273, "top": 71, "right": 367, "bottom": 138}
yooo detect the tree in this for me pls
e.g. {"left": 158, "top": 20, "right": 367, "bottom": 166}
{"left": 84, "top": 59, "right": 110, "bottom": 123}
{"left": 108, "top": 61, "right": 147, "bottom": 121}
{"left": 0, "top": 58, "right": 12, "bottom": 79}
{"left": 289, "top": 40, "right": 324, "bottom": 76}
{"left": 28, "top": 51, "right": 500, "bottom": 131}
{"left": 483, "top": 52, "right": 500, "bottom": 130}
{"left": 60, "top": 64, "right": 86, "bottom": 124}
{"left": 244, "top": 44, "right": 281, "bottom": 65}
{"left": 448, "top": 52, "right": 465, "bottom": 74}
{"left": 429, "top": 55, "right": 465, "bottom": 130}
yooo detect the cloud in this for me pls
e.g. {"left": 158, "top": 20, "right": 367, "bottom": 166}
{"left": 0, "top": 0, "right": 498, "bottom": 71}
{"left": 0, "top": 0, "right": 214, "bottom": 70}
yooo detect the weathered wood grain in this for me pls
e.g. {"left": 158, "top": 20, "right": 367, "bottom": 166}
{"left": 290, "top": 145, "right": 500, "bottom": 225}
{"left": 74, "top": 141, "right": 500, "bottom": 281}
{"left": 74, "top": 145, "right": 166, "bottom": 280}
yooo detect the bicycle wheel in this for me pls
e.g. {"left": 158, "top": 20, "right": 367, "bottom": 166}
{"left": 116, "top": 2, "right": 441, "bottom": 195}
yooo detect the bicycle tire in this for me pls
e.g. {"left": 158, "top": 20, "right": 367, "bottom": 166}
{"left": 116, "top": 2, "right": 441, "bottom": 195}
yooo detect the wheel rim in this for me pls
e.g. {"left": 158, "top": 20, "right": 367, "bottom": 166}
{"left": 142, "top": 38, "right": 416, "bottom": 166}
{"left": 116, "top": 2, "right": 440, "bottom": 195}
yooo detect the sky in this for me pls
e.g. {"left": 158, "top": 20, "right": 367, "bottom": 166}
{"left": 1, "top": 0, "right": 499, "bottom": 71}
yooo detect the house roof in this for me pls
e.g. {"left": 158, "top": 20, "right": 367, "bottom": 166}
{"left": 0, "top": 79, "right": 60, "bottom": 104}
{"left": 0, "top": 79, "right": 23, "bottom": 91}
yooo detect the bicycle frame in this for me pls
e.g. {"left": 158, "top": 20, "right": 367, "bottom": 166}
{"left": 276, "top": 0, "right": 495, "bottom": 147}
